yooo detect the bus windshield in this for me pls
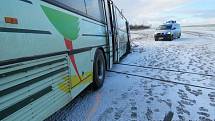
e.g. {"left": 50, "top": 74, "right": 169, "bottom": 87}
{"left": 157, "top": 25, "right": 172, "bottom": 30}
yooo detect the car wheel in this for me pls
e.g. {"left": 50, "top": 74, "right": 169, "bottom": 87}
{"left": 92, "top": 49, "right": 106, "bottom": 90}
{"left": 178, "top": 33, "right": 181, "bottom": 38}
{"left": 170, "top": 35, "right": 173, "bottom": 41}
{"left": 155, "top": 37, "right": 158, "bottom": 41}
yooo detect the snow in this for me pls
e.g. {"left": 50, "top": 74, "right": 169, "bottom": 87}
{"left": 46, "top": 27, "right": 215, "bottom": 121}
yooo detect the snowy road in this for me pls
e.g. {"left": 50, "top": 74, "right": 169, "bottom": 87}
{"left": 46, "top": 27, "right": 215, "bottom": 121}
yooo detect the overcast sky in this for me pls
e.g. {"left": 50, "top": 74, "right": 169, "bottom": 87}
{"left": 112, "top": 0, "right": 215, "bottom": 26}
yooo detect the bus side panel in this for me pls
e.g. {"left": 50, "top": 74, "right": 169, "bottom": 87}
{"left": 0, "top": 54, "right": 72, "bottom": 121}
{"left": 114, "top": 7, "right": 129, "bottom": 61}
{"left": 0, "top": 0, "right": 108, "bottom": 121}
{"left": 0, "top": 1, "right": 72, "bottom": 121}
{"left": 0, "top": 0, "right": 67, "bottom": 62}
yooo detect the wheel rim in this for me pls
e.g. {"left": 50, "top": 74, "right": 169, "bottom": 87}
{"left": 97, "top": 58, "right": 104, "bottom": 80}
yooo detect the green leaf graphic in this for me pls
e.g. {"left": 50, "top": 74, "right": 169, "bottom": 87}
{"left": 41, "top": 5, "right": 80, "bottom": 40}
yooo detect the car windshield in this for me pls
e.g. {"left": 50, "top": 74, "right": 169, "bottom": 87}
{"left": 157, "top": 25, "right": 172, "bottom": 30}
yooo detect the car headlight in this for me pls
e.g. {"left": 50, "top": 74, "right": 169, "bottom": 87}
{"left": 167, "top": 32, "right": 171, "bottom": 34}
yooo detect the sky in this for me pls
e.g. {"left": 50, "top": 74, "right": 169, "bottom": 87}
{"left": 112, "top": 0, "right": 215, "bottom": 26}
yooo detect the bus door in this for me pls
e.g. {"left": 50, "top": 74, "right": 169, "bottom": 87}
{"left": 107, "top": 0, "right": 119, "bottom": 63}
{"left": 126, "top": 21, "right": 131, "bottom": 53}
{"left": 103, "top": 0, "right": 113, "bottom": 69}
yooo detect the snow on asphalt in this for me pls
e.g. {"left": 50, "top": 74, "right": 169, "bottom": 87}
{"left": 46, "top": 27, "right": 215, "bottom": 121}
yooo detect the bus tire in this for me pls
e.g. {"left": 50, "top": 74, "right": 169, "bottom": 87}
{"left": 92, "top": 49, "right": 106, "bottom": 90}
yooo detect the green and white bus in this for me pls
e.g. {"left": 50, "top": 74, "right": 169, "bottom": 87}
{"left": 0, "top": 0, "right": 130, "bottom": 121}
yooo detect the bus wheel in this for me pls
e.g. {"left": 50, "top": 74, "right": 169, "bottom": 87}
{"left": 93, "top": 49, "right": 106, "bottom": 90}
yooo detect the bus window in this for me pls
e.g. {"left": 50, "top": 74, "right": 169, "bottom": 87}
{"left": 55, "top": 0, "right": 87, "bottom": 13}
{"left": 116, "top": 9, "right": 127, "bottom": 31}
{"left": 85, "top": 0, "right": 105, "bottom": 22}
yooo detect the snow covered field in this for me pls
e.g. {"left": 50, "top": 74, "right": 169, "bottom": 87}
{"left": 46, "top": 27, "right": 215, "bottom": 121}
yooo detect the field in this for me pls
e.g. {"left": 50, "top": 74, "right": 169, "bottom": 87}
{"left": 46, "top": 27, "right": 215, "bottom": 121}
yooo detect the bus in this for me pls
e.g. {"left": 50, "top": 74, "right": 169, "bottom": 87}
{"left": 0, "top": 0, "right": 130, "bottom": 121}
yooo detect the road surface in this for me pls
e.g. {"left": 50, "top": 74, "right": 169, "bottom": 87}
{"left": 46, "top": 27, "right": 215, "bottom": 121}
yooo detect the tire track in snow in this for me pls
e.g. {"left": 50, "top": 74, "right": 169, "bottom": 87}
{"left": 117, "top": 63, "right": 215, "bottom": 77}
{"left": 183, "top": 31, "right": 215, "bottom": 38}
{"left": 108, "top": 70, "right": 215, "bottom": 91}
{"left": 86, "top": 92, "right": 101, "bottom": 121}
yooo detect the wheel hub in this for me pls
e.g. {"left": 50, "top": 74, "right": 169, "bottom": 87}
{"left": 97, "top": 59, "right": 104, "bottom": 80}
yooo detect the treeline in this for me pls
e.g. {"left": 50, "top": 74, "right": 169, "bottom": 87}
{"left": 129, "top": 24, "right": 151, "bottom": 30}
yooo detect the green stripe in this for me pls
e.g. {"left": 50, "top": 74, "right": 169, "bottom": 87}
{"left": 0, "top": 86, "right": 52, "bottom": 120}
{"left": 0, "top": 27, "right": 51, "bottom": 34}
{"left": 0, "top": 58, "right": 66, "bottom": 78}
{"left": 0, "top": 67, "right": 67, "bottom": 97}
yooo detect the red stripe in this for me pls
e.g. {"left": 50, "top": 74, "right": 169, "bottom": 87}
{"left": 65, "top": 39, "right": 82, "bottom": 81}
